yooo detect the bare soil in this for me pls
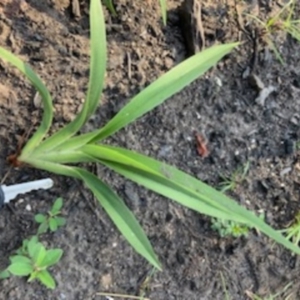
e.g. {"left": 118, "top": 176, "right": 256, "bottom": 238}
{"left": 1, "top": 0, "right": 300, "bottom": 299}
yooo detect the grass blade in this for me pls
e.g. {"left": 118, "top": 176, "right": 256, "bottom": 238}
{"left": 82, "top": 144, "right": 300, "bottom": 256}
{"left": 82, "top": 145, "right": 242, "bottom": 220}
{"left": 30, "top": 161, "right": 161, "bottom": 269}
{"left": 103, "top": 0, "right": 117, "bottom": 16}
{"left": 89, "top": 42, "right": 239, "bottom": 142}
{"left": 159, "top": 0, "right": 167, "bottom": 25}
{"left": 34, "top": 0, "right": 107, "bottom": 153}
{"left": 0, "top": 47, "right": 53, "bottom": 154}
{"left": 75, "top": 168, "right": 161, "bottom": 270}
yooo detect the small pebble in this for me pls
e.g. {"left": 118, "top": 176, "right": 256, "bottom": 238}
{"left": 280, "top": 167, "right": 292, "bottom": 177}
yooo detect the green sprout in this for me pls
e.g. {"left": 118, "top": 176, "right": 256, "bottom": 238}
{"left": 0, "top": 236, "right": 63, "bottom": 289}
{"left": 212, "top": 211, "right": 265, "bottom": 238}
{"left": 219, "top": 162, "right": 250, "bottom": 193}
{"left": 246, "top": 0, "right": 300, "bottom": 64}
{"left": 1, "top": 0, "right": 300, "bottom": 269}
{"left": 34, "top": 197, "right": 66, "bottom": 234}
{"left": 211, "top": 218, "right": 250, "bottom": 238}
{"left": 102, "top": 0, "right": 116, "bottom": 16}
{"left": 280, "top": 211, "right": 300, "bottom": 245}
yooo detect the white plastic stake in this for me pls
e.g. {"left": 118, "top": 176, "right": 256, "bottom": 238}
{"left": 2, "top": 178, "right": 54, "bottom": 203}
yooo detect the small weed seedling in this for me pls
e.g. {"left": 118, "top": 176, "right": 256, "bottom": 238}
{"left": 0, "top": 236, "right": 63, "bottom": 289}
{"left": 219, "top": 162, "right": 250, "bottom": 193}
{"left": 0, "top": 198, "right": 66, "bottom": 288}
{"left": 1, "top": 0, "right": 300, "bottom": 269}
{"left": 246, "top": 0, "right": 300, "bottom": 63}
{"left": 211, "top": 218, "right": 250, "bottom": 238}
{"left": 280, "top": 211, "right": 300, "bottom": 245}
{"left": 212, "top": 212, "right": 265, "bottom": 238}
{"left": 35, "top": 197, "right": 66, "bottom": 234}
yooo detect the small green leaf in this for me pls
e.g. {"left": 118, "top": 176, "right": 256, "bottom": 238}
{"left": 55, "top": 216, "right": 66, "bottom": 227}
{"left": 38, "top": 222, "right": 49, "bottom": 234}
{"left": 35, "top": 214, "right": 46, "bottom": 223}
{"left": 51, "top": 198, "right": 63, "bottom": 214}
{"left": 36, "top": 270, "right": 56, "bottom": 289}
{"left": 27, "top": 241, "right": 38, "bottom": 258}
{"left": 28, "top": 241, "right": 46, "bottom": 266}
{"left": 10, "top": 255, "right": 31, "bottom": 265}
{"left": 8, "top": 262, "right": 33, "bottom": 276}
{"left": 28, "top": 270, "right": 39, "bottom": 282}
{"left": 40, "top": 249, "right": 63, "bottom": 268}
{"left": 0, "top": 270, "right": 10, "bottom": 279}
{"left": 49, "top": 218, "right": 58, "bottom": 232}
{"left": 27, "top": 236, "right": 39, "bottom": 256}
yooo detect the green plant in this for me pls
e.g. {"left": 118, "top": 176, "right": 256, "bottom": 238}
{"left": 219, "top": 162, "right": 250, "bottom": 193}
{"left": 35, "top": 197, "right": 66, "bottom": 234}
{"left": 246, "top": 0, "right": 300, "bottom": 63}
{"left": 1, "top": 0, "right": 300, "bottom": 269}
{"left": 0, "top": 236, "right": 63, "bottom": 289}
{"left": 211, "top": 218, "right": 250, "bottom": 238}
{"left": 280, "top": 211, "right": 300, "bottom": 245}
{"left": 212, "top": 212, "right": 265, "bottom": 238}
{"left": 102, "top": 0, "right": 116, "bottom": 16}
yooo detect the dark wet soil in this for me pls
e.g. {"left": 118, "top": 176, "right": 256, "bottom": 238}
{"left": 1, "top": 0, "right": 300, "bottom": 299}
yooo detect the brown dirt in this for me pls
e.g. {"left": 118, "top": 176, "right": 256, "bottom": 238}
{"left": 1, "top": 0, "right": 300, "bottom": 299}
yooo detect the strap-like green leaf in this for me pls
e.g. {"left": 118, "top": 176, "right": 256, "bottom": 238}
{"left": 82, "top": 144, "right": 237, "bottom": 217}
{"left": 0, "top": 47, "right": 53, "bottom": 154}
{"left": 103, "top": 0, "right": 117, "bottom": 16}
{"left": 35, "top": 0, "right": 107, "bottom": 153}
{"left": 89, "top": 42, "right": 239, "bottom": 142}
{"left": 82, "top": 144, "right": 300, "bottom": 256}
{"left": 159, "top": 0, "right": 167, "bottom": 25}
{"left": 74, "top": 168, "right": 161, "bottom": 270}
{"left": 34, "top": 43, "right": 239, "bottom": 154}
{"left": 29, "top": 160, "right": 161, "bottom": 269}
{"left": 36, "top": 270, "right": 56, "bottom": 289}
